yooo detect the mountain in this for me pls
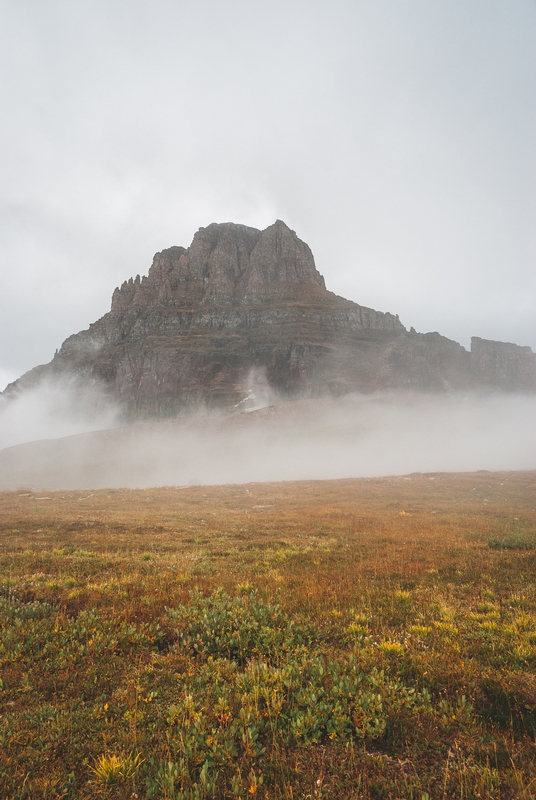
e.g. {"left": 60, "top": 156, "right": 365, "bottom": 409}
{"left": 4, "top": 220, "right": 536, "bottom": 417}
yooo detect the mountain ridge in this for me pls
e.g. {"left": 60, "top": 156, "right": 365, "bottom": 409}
{"left": 4, "top": 220, "right": 535, "bottom": 417}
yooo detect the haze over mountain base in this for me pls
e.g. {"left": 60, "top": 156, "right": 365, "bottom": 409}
{"left": 1, "top": 393, "right": 535, "bottom": 491}
{"left": 1, "top": 221, "right": 534, "bottom": 492}
{"left": 4, "top": 222, "right": 535, "bottom": 422}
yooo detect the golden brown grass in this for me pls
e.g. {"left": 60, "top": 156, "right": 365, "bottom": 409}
{"left": 1, "top": 470, "right": 535, "bottom": 798}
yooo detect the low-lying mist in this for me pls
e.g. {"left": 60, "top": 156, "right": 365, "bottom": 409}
{"left": 0, "top": 377, "right": 119, "bottom": 451}
{"left": 0, "top": 387, "right": 535, "bottom": 491}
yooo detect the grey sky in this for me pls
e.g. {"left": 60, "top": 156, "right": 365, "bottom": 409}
{"left": 1, "top": 0, "right": 535, "bottom": 391}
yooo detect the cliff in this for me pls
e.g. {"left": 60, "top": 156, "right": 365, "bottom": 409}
{"left": 471, "top": 337, "right": 536, "bottom": 391}
{"left": 4, "top": 220, "right": 535, "bottom": 417}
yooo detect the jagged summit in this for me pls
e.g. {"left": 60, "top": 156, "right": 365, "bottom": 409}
{"left": 111, "top": 221, "right": 328, "bottom": 312}
{"left": 4, "top": 220, "right": 536, "bottom": 418}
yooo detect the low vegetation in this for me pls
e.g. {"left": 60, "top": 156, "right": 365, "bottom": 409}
{"left": 0, "top": 470, "right": 535, "bottom": 798}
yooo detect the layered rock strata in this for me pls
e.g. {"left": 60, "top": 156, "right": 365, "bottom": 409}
{"left": 4, "top": 220, "right": 535, "bottom": 417}
{"left": 470, "top": 337, "right": 536, "bottom": 391}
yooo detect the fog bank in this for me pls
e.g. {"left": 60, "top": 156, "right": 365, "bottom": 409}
{"left": 0, "top": 392, "right": 535, "bottom": 491}
{"left": 0, "top": 377, "right": 119, "bottom": 451}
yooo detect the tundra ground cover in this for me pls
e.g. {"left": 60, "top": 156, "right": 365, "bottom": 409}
{"left": 0, "top": 470, "right": 535, "bottom": 798}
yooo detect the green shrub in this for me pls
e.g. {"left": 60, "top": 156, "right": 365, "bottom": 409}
{"left": 167, "top": 588, "right": 312, "bottom": 664}
{"left": 488, "top": 535, "right": 535, "bottom": 550}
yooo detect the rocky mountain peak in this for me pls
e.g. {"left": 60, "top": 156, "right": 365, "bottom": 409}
{"left": 111, "top": 220, "right": 327, "bottom": 313}
{"left": 239, "top": 220, "right": 326, "bottom": 304}
{"left": 4, "top": 220, "right": 535, "bottom": 419}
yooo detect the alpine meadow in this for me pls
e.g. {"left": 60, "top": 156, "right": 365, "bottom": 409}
{"left": 1, "top": 470, "right": 536, "bottom": 798}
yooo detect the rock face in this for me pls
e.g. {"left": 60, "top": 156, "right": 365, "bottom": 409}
{"left": 110, "top": 221, "right": 329, "bottom": 312}
{"left": 4, "top": 220, "right": 536, "bottom": 417}
{"left": 471, "top": 337, "right": 536, "bottom": 391}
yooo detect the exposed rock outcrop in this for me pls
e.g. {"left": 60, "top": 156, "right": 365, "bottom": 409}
{"left": 110, "top": 221, "right": 328, "bottom": 311}
{"left": 3, "top": 220, "right": 535, "bottom": 418}
{"left": 471, "top": 337, "right": 536, "bottom": 391}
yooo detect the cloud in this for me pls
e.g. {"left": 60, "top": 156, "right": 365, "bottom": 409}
{"left": 0, "top": 392, "right": 534, "bottom": 491}
{"left": 0, "top": 376, "right": 119, "bottom": 451}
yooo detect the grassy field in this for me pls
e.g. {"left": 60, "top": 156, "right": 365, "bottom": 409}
{"left": 1, "top": 470, "right": 535, "bottom": 799}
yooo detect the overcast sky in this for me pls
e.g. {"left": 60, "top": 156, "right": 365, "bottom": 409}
{"left": 1, "top": 0, "right": 535, "bottom": 391}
